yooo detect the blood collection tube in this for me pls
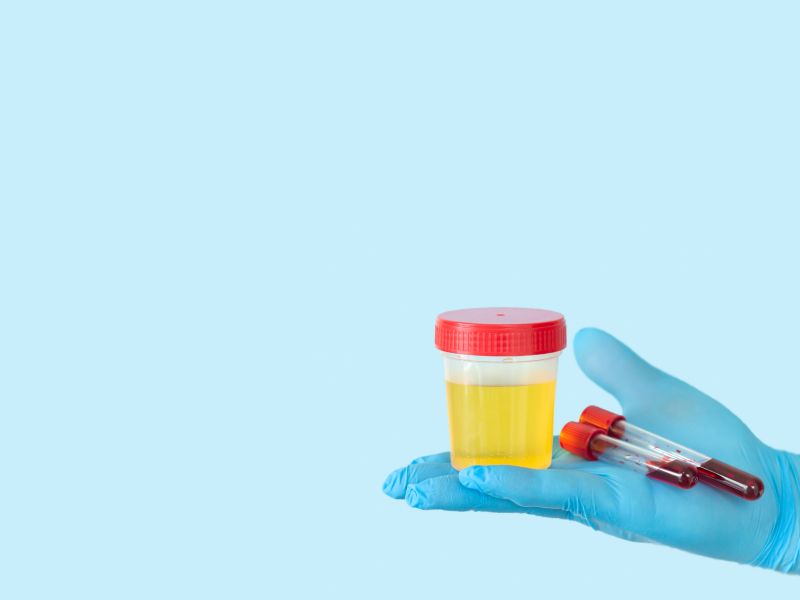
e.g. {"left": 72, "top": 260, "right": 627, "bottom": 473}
{"left": 580, "top": 406, "right": 764, "bottom": 500}
{"left": 559, "top": 421, "right": 699, "bottom": 489}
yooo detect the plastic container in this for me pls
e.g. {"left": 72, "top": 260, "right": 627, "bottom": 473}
{"left": 435, "top": 307, "right": 567, "bottom": 470}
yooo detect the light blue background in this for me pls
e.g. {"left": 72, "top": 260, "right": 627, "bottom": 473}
{"left": 2, "top": 1, "right": 799, "bottom": 598}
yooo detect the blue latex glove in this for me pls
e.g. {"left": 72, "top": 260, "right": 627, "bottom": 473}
{"left": 383, "top": 328, "right": 800, "bottom": 573}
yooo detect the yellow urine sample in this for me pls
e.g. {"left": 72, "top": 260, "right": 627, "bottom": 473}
{"left": 446, "top": 380, "right": 556, "bottom": 470}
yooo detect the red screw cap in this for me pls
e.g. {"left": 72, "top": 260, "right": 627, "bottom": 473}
{"left": 435, "top": 307, "right": 566, "bottom": 357}
{"left": 579, "top": 405, "right": 625, "bottom": 433}
{"left": 559, "top": 421, "right": 603, "bottom": 461}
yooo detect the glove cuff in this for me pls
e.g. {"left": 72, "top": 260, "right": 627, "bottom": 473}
{"left": 751, "top": 450, "right": 800, "bottom": 574}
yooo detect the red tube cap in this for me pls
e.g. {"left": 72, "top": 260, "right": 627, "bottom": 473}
{"left": 559, "top": 421, "right": 603, "bottom": 461}
{"left": 435, "top": 307, "right": 566, "bottom": 357}
{"left": 579, "top": 405, "right": 625, "bottom": 432}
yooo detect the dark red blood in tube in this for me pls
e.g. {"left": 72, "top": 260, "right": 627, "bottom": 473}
{"left": 698, "top": 459, "right": 764, "bottom": 500}
{"left": 646, "top": 460, "right": 698, "bottom": 489}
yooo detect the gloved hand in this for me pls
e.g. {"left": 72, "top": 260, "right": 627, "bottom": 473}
{"left": 383, "top": 328, "right": 800, "bottom": 573}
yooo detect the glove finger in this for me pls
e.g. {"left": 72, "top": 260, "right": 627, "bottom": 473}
{"left": 459, "top": 465, "right": 619, "bottom": 523}
{"left": 410, "top": 440, "right": 580, "bottom": 468}
{"left": 574, "top": 327, "right": 676, "bottom": 413}
{"left": 552, "top": 435, "right": 585, "bottom": 467}
{"left": 407, "top": 474, "right": 571, "bottom": 520}
{"left": 382, "top": 462, "right": 457, "bottom": 499}
{"left": 410, "top": 452, "right": 451, "bottom": 464}
{"left": 389, "top": 440, "right": 584, "bottom": 501}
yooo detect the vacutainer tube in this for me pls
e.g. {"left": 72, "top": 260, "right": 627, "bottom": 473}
{"left": 559, "top": 421, "right": 698, "bottom": 489}
{"left": 580, "top": 405, "right": 764, "bottom": 500}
